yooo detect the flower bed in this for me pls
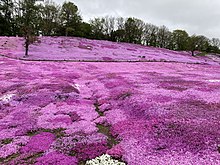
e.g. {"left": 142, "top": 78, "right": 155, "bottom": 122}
{"left": 0, "top": 37, "right": 220, "bottom": 164}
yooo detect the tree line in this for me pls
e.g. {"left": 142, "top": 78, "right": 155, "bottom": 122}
{"left": 1, "top": 0, "right": 220, "bottom": 56}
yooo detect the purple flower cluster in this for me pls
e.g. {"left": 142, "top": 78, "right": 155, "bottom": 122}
{"left": 52, "top": 133, "right": 108, "bottom": 161}
{"left": 35, "top": 152, "right": 78, "bottom": 165}
{"left": 20, "top": 132, "right": 55, "bottom": 153}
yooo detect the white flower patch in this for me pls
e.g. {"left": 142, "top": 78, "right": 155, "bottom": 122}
{"left": 0, "top": 93, "right": 16, "bottom": 103}
{"left": 72, "top": 83, "right": 81, "bottom": 91}
{"left": 207, "top": 80, "right": 220, "bottom": 83}
{"left": 85, "top": 154, "right": 126, "bottom": 165}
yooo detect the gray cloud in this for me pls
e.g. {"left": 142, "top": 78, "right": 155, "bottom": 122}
{"left": 55, "top": 0, "right": 220, "bottom": 38}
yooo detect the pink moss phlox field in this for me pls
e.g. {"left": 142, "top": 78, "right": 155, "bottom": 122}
{"left": 1, "top": 36, "right": 220, "bottom": 65}
{"left": 52, "top": 133, "right": 108, "bottom": 161}
{"left": 107, "top": 144, "right": 125, "bottom": 158}
{"left": 35, "top": 152, "right": 78, "bottom": 165}
{"left": 0, "top": 37, "right": 220, "bottom": 164}
{"left": 20, "top": 132, "right": 55, "bottom": 153}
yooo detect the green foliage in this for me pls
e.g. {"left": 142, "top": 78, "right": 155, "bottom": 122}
{"left": 187, "top": 35, "right": 210, "bottom": 56}
{"left": 0, "top": 0, "right": 14, "bottom": 35}
{"left": 172, "top": 30, "right": 189, "bottom": 50}
{"left": 20, "top": 0, "right": 38, "bottom": 29}
{"left": 37, "top": 0, "right": 60, "bottom": 36}
{"left": 196, "top": 52, "right": 207, "bottom": 56}
{"left": 124, "top": 17, "right": 144, "bottom": 44}
{"left": 75, "top": 22, "right": 92, "bottom": 38}
{"left": 60, "top": 1, "right": 82, "bottom": 36}
{"left": 18, "top": 0, "right": 39, "bottom": 56}
{"left": 112, "top": 29, "right": 126, "bottom": 42}
{"left": 90, "top": 17, "right": 105, "bottom": 40}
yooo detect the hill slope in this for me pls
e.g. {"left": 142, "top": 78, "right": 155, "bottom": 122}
{"left": 0, "top": 37, "right": 220, "bottom": 164}
{"left": 0, "top": 36, "right": 220, "bottom": 65}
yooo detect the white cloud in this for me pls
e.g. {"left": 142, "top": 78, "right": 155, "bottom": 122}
{"left": 54, "top": 0, "right": 220, "bottom": 38}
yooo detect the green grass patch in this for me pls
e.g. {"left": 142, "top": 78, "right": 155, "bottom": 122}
{"left": 94, "top": 103, "right": 104, "bottom": 116}
{"left": 0, "top": 138, "right": 13, "bottom": 145}
{"left": 196, "top": 52, "right": 208, "bottom": 56}
{"left": 97, "top": 124, "right": 120, "bottom": 148}
{"left": 0, "top": 153, "right": 20, "bottom": 164}
{"left": 26, "top": 128, "right": 66, "bottom": 138}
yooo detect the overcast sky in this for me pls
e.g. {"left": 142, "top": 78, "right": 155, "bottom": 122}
{"left": 54, "top": 0, "right": 220, "bottom": 39}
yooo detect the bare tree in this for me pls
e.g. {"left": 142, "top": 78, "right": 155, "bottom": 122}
{"left": 144, "top": 23, "right": 159, "bottom": 47}
{"left": 157, "top": 25, "right": 170, "bottom": 48}
{"left": 211, "top": 38, "right": 220, "bottom": 48}
{"left": 116, "top": 17, "right": 125, "bottom": 30}
{"left": 89, "top": 17, "right": 105, "bottom": 39}
{"left": 103, "top": 16, "right": 115, "bottom": 40}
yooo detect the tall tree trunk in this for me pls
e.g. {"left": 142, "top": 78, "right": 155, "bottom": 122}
{"left": 191, "top": 50, "right": 195, "bottom": 56}
{"left": 24, "top": 36, "right": 29, "bottom": 57}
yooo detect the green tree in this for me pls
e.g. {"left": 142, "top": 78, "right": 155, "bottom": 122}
{"left": 60, "top": 1, "right": 82, "bottom": 36}
{"left": 111, "top": 29, "right": 125, "bottom": 42}
{"left": 0, "top": 12, "right": 8, "bottom": 35}
{"left": 0, "top": 0, "right": 15, "bottom": 35}
{"left": 187, "top": 35, "right": 210, "bottom": 56}
{"left": 38, "top": 0, "right": 60, "bottom": 36}
{"left": 172, "top": 30, "right": 189, "bottom": 50}
{"left": 195, "top": 35, "right": 210, "bottom": 52}
{"left": 187, "top": 35, "right": 199, "bottom": 56}
{"left": 75, "top": 22, "right": 92, "bottom": 38}
{"left": 124, "top": 17, "right": 144, "bottom": 44}
{"left": 19, "top": 0, "right": 38, "bottom": 57}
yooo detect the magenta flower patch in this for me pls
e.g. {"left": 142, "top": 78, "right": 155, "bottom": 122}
{"left": 20, "top": 132, "right": 55, "bottom": 153}
{"left": 35, "top": 152, "right": 78, "bottom": 165}
{"left": 53, "top": 133, "right": 108, "bottom": 161}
